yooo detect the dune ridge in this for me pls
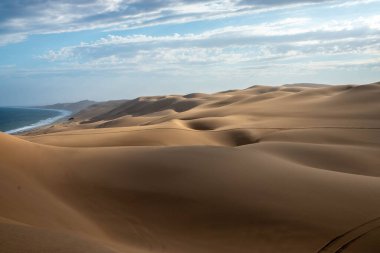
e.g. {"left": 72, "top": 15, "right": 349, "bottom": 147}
{"left": 1, "top": 83, "right": 380, "bottom": 252}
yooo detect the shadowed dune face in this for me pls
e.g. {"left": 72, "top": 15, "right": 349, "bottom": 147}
{"left": 2, "top": 83, "right": 380, "bottom": 253}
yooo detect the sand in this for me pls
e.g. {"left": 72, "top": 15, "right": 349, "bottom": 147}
{"left": 1, "top": 83, "right": 380, "bottom": 252}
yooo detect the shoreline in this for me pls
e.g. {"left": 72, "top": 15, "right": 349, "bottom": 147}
{"left": 4, "top": 107, "right": 72, "bottom": 135}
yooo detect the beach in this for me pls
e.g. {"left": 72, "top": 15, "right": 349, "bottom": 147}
{"left": 0, "top": 107, "right": 71, "bottom": 134}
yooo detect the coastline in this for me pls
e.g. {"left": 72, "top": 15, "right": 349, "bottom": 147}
{"left": 4, "top": 107, "right": 72, "bottom": 135}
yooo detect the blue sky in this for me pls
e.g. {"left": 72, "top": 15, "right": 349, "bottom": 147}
{"left": 0, "top": 0, "right": 379, "bottom": 106}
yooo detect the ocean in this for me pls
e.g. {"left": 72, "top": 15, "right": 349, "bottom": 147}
{"left": 0, "top": 107, "right": 71, "bottom": 134}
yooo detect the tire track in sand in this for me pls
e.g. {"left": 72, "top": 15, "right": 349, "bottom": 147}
{"left": 317, "top": 217, "right": 380, "bottom": 253}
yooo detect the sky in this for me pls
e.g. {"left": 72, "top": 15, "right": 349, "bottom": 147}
{"left": 0, "top": 0, "right": 379, "bottom": 106}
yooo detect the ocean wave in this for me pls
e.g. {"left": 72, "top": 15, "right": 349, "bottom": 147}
{"left": 6, "top": 109, "right": 72, "bottom": 134}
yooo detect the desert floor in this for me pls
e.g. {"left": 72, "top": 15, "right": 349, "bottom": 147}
{"left": 1, "top": 83, "right": 380, "bottom": 253}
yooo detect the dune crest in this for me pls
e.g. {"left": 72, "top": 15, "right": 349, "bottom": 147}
{"left": 2, "top": 83, "right": 380, "bottom": 253}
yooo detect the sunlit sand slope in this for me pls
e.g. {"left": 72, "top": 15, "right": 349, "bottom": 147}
{"left": 1, "top": 83, "right": 380, "bottom": 253}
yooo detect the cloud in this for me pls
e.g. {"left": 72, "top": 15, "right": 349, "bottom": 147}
{"left": 2, "top": 0, "right": 379, "bottom": 82}
{"left": 237, "top": 0, "right": 332, "bottom": 6}
{"left": 33, "top": 14, "right": 380, "bottom": 79}
{"left": 0, "top": 33, "right": 26, "bottom": 46}
{"left": 40, "top": 15, "right": 380, "bottom": 61}
{"left": 0, "top": 0, "right": 356, "bottom": 46}
{"left": 329, "top": 0, "right": 379, "bottom": 8}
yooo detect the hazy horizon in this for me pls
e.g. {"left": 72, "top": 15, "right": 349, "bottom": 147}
{"left": 1, "top": 81, "right": 379, "bottom": 107}
{"left": 1, "top": 0, "right": 380, "bottom": 106}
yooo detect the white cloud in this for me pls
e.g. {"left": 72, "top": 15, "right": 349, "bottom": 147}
{"left": 2, "top": 0, "right": 379, "bottom": 84}
{"left": 39, "top": 47, "right": 76, "bottom": 61}
{"left": 39, "top": 15, "right": 380, "bottom": 66}
{"left": 329, "top": 0, "right": 380, "bottom": 8}
{"left": 0, "top": 0, "right": 351, "bottom": 46}
{"left": 0, "top": 33, "right": 26, "bottom": 46}
{"left": 364, "top": 15, "right": 380, "bottom": 30}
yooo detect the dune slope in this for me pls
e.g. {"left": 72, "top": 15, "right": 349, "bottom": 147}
{"left": 1, "top": 83, "right": 380, "bottom": 253}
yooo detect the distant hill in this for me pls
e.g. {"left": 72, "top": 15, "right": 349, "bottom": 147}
{"left": 73, "top": 100, "right": 127, "bottom": 121}
{"left": 282, "top": 83, "right": 331, "bottom": 88}
{"left": 41, "top": 100, "right": 97, "bottom": 113}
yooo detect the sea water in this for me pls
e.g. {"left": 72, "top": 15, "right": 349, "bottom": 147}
{"left": 0, "top": 107, "right": 71, "bottom": 134}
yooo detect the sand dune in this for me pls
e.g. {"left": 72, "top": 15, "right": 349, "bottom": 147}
{"left": 2, "top": 83, "right": 380, "bottom": 252}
